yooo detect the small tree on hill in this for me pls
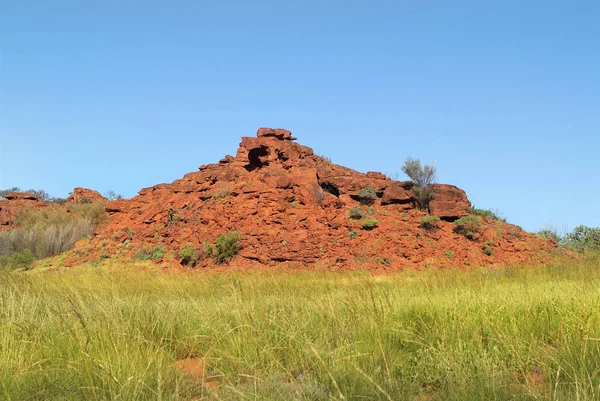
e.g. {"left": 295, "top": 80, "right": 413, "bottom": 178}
{"left": 401, "top": 158, "right": 437, "bottom": 210}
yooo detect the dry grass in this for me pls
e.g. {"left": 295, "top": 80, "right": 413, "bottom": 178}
{"left": 1, "top": 256, "right": 600, "bottom": 400}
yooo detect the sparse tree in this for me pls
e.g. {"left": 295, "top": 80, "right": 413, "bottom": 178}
{"left": 105, "top": 190, "right": 124, "bottom": 201}
{"left": 401, "top": 158, "right": 437, "bottom": 210}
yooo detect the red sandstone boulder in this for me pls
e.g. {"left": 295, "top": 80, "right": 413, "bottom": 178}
{"left": 4, "top": 192, "right": 41, "bottom": 201}
{"left": 382, "top": 182, "right": 414, "bottom": 205}
{"left": 429, "top": 184, "right": 471, "bottom": 220}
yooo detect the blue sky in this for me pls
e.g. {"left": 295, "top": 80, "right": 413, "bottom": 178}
{"left": 1, "top": 1, "right": 598, "bottom": 233}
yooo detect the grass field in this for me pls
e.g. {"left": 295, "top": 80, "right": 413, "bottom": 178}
{"left": 2, "top": 257, "right": 600, "bottom": 400}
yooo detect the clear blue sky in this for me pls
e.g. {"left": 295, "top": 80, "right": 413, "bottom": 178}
{"left": 1, "top": 1, "right": 598, "bottom": 233}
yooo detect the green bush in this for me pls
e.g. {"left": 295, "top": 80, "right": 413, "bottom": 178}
{"left": 358, "top": 186, "right": 377, "bottom": 205}
{"left": 454, "top": 216, "right": 483, "bottom": 240}
{"left": 482, "top": 246, "right": 493, "bottom": 256}
{"left": 0, "top": 249, "right": 34, "bottom": 270}
{"left": 152, "top": 245, "right": 166, "bottom": 260}
{"left": 420, "top": 216, "right": 441, "bottom": 230}
{"left": 348, "top": 230, "right": 360, "bottom": 239}
{"left": 348, "top": 207, "right": 366, "bottom": 220}
{"left": 471, "top": 208, "right": 506, "bottom": 222}
{"left": 213, "top": 231, "right": 241, "bottom": 264}
{"left": 135, "top": 249, "right": 153, "bottom": 261}
{"left": 135, "top": 245, "right": 166, "bottom": 261}
{"left": 179, "top": 244, "right": 199, "bottom": 266}
{"left": 362, "top": 219, "right": 379, "bottom": 230}
{"left": 562, "top": 225, "right": 600, "bottom": 253}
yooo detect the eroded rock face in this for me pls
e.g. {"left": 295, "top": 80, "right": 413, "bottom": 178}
{"left": 256, "top": 127, "right": 297, "bottom": 141}
{"left": 429, "top": 184, "right": 471, "bottom": 220}
{"left": 4, "top": 193, "right": 41, "bottom": 202}
{"left": 60, "top": 127, "right": 557, "bottom": 269}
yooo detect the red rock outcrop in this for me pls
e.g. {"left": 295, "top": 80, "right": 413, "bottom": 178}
{"left": 60, "top": 128, "right": 557, "bottom": 269}
{"left": 0, "top": 192, "right": 48, "bottom": 230}
{"left": 67, "top": 188, "right": 106, "bottom": 204}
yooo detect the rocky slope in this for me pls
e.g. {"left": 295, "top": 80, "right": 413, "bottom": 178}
{"left": 57, "top": 128, "right": 556, "bottom": 269}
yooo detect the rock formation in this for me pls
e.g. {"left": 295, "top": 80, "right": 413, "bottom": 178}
{"left": 60, "top": 128, "right": 556, "bottom": 269}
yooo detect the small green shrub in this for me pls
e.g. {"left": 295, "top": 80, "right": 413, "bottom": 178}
{"left": 454, "top": 216, "right": 483, "bottom": 239}
{"left": 152, "top": 245, "right": 166, "bottom": 260}
{"left": 135, "top": 248, "right": 153, "bottom": 261}
{"left": 214, "top": 187, "right": 232, "bottom": 200}
{"left": 348, "top": 230, "right": 360, "bottom": 239}
{"left": 213, "top": 231, "right": 241, "bottom": 264}
{"left": 0, "top": 249, "right": 34, "bottom": 270}
{"left": 362, "top": 219, "right": 379, "bottom": 230}
{"left": 348, "top": 207, "right": 366, "bottom": 220}
{"left": 179, "top": 244, "right": 199, "bottom": 266}
{"left": 420, "top": 216, "right": 441, "bottom": 230}
{"left": 482, "top": 246, "right": 493, "bottom": 256}
{"left": 471, "top": 208, "right": 506, "bottom": 222}
{"left": 444, "top": 251, "right": 454, "bottom": 259}
{"left": 375, "top": 257, "right": 391, "bottom": 265}
{"left": 368, "top": 207, "right": 376, "bottom": 215}
{"left": 358, "top": 186, "right": 377, "bottom": 205}
{"left": 100, "top": 253, "right": 110, "bottom": 261}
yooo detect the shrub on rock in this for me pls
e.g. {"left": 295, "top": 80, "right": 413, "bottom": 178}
{"left": 454, "top": 216, "right": 482, "bottom": 240}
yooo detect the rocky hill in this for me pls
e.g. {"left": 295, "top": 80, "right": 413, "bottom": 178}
{"left": 52, "top": 128, "right": 557, "bottom": 270}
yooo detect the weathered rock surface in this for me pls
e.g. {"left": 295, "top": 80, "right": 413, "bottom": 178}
{"left": 59, "top": 127, "right": 557, "bottom": 269}
{"left": 429, "top": 184, "right": 472, "bottom": 219}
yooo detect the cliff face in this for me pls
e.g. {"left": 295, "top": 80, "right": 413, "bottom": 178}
{"left": 57, "top": 128, "right": 555, "bottom": 269}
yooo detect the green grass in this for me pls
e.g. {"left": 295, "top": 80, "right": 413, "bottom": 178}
{"left": 2, "top": 257, "right": 600, "bottom": 400}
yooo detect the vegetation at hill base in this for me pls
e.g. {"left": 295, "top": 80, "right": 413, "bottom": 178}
{"left": 0, "top": 192, "right": 109, "bottom": 269}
